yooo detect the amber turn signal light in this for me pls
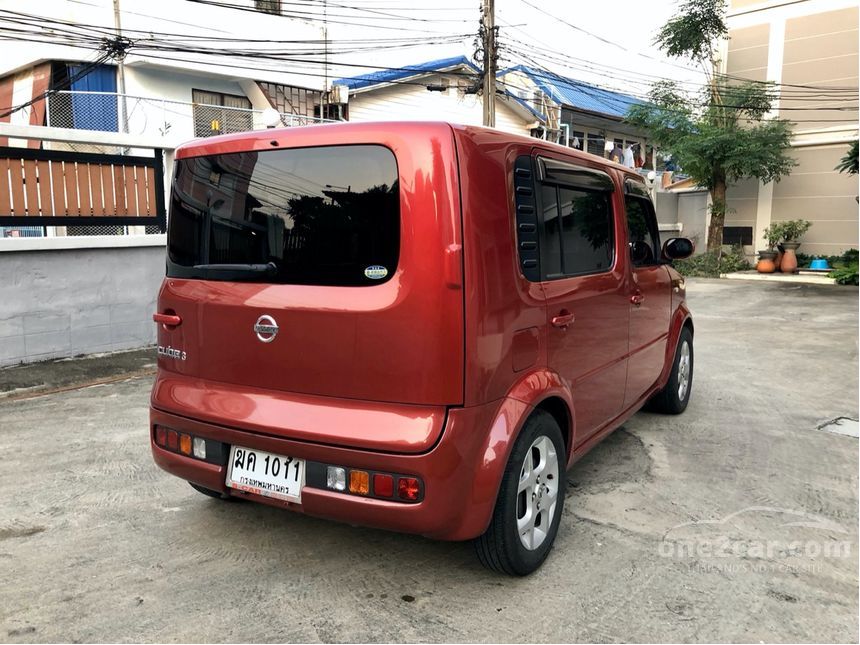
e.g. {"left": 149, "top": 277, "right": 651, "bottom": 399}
{"left": 349, "top": 470, "right": 370, "bottom": 495}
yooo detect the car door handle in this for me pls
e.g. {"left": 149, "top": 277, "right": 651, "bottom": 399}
{"left": 153, "top": 312, "right": 182, "bottom": 327}
{"left": 551, "top": 311, "right": 575, "bottom": 328}
{"left": 630, "top": 293, "right": 645, "bottom": 306}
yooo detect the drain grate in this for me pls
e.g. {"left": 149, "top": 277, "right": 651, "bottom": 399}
{"left": 817, "top": 417, "right": 859, "bottom": 438}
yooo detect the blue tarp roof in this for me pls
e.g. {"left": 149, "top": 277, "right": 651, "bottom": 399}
{"left": 334, "top": 55, "right": 546, "bottom": 122}
{"left": 498, "top": 65, "right": 642, "bottom": 119}
{"left": 334, "top": 55, "right": 479, "bottom": 91}
{"left": 335, "top": 59, "right": 641, "bottom": 120}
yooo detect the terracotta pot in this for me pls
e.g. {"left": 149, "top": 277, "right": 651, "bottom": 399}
{"left": 756, "top": 250, "right": 777, "bottom": 273}
{"left": 781, "top": 241, "right": 800, "bottom": 273}
{"left": 775, "top": 245, "right": 784, "bottom": 271}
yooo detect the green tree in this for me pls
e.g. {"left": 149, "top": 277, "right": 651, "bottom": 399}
{"left": 835, "top": 140, "right": 858, "bottom": 175}
{"left": 626, "top": 0, "right": 796, "bottom": 253}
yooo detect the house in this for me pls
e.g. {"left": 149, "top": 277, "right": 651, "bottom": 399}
{"left": 334, "top": 56, "right": 655, "bottom": 160}
{"left": 722, "top": 0, "right": 859, "bottom": 256}
{"left": 497, "top": 65, "right": 652, "bottom": 163}
{"left": 0, "top": 0, "right": 343, "bottom": 238}
{"left": 0, "top": 0, "right": 335, "bottom": 147}
{"left": 334, "top": 56, "right": 546, "bottom": 137}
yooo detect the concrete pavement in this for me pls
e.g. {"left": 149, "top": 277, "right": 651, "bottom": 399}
{"left": 0, "top": 278, "right": 857, "bottom": 642}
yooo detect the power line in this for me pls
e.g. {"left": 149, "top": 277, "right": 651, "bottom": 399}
{"left": 500, "top": 46, "right": 859, "bottom": 112}
{"left": 183, "top": 0, "right": 466, "bottom": 33}
{"left": 497, "top": 30, "right": 858, "bottom": 99}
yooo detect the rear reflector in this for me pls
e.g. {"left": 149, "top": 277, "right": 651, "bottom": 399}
{"left": 155, "top": 426, "right": 167, "bottom": 447}
{"left": 398, "top": 477, "right": 420, "bottom": 501}
{"left": 166, "top": 429, "right": 179, "bottom": 451}
{"left": 373, "top": 473, "right": 394, "bottom": 498}
{"left": 349, "top": 470, "right": 370, "bottom": 495}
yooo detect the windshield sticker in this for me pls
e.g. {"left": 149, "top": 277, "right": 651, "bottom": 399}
{"left": 364, "top": 265, "right": 388, "bottom": 280}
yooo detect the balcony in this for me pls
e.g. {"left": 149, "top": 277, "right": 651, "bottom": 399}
{"left": 44, "top": 90, "right": 337, "bottom": 143}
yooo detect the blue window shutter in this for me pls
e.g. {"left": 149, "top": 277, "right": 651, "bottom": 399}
{"left": 67, "top": 65, "right": 118, "bottom": 131}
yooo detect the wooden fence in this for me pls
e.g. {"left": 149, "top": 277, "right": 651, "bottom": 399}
{"left": 0, "top": 146, "right": 165, "bottom": 229}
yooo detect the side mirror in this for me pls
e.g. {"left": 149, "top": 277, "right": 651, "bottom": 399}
{"left": 662, "top": 237, "right": 695, "bottom": 261}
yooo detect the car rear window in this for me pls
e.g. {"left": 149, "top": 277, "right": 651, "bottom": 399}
{"left": 167, "top": 144, "right": 399, "bottom": 286}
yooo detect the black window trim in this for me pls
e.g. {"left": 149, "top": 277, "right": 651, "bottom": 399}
{"left": 624, "top": 192, "right": 664, "bottom": 268}
{"left": 536, "top": 156, "right": 615, "bottom": 193}
{"left": 624, "top": 177, "right": 651, "bottom": 199}
{"left": 533, "top": 154, "right": 617, "bottom": 281}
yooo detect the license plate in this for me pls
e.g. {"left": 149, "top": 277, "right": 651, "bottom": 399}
{"left": 225, "top": 445, "right": 305, "bottom": 503}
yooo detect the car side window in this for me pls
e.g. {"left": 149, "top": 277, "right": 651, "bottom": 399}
{"left": 624, "top": 195, "right": 661, "bottom": 267}
{"left": 537, "top": 172, "right": 614, "bottom": 279}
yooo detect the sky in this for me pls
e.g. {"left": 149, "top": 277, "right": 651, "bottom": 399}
{"left": 0, "top": 0, "right": 711, "bottom": 102}
{"left": 320, "top": 0, "right": 709, "bottom": 100}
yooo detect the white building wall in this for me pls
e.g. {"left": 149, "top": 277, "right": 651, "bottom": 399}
{"left": 347, "top": 74, "right": 533, "bottom": 136}
{"left": 121, "top": 67, "right": 251, "bottom": 143}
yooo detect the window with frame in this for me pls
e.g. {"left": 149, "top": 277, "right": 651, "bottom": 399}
{"left": 192, "top": 89, "right": 253, "bottom": 138}
{"left": 586, "top": 133, "right": 605, "bottom": 157}
{"left": 537, "top": 161, "right": 614, "bottom": 279}
{"left": 624, "top": 193, "right": 661, "bottom": 267}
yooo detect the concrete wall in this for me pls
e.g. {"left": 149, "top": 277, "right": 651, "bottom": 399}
{"left": 772, "top": 143, "right": 860, "bottom": 256}
{"left": 0, "top": 243, "right": 165, "bottom": 367}
{"left": 653, "top": 189, "right": 710, "bottom": 253}
{"left": 654, "top": 191, "right": 679, "bottom": 229}
{"left": 122, "top": 67, "right": 254, "bottom": 143}
{"left": 677, "top": 192, "right": 711, "bottom": 251}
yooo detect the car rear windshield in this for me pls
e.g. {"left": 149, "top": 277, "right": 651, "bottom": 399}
{"left": 167, "top": 144, "right": 399, "bottom": 286}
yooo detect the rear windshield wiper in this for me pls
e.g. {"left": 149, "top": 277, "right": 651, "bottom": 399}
{"left": 192, "top": 262, "right": 278, "bottom": 278}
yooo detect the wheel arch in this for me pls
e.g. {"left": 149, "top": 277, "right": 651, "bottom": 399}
{"left": 455, "top": 368, "right": 575, "bottom": 541}
{"left": 658, "top": 305, "right": 693, "bottom": 387}
{"left": 533, "top": 395, "right": 573, "bottom": 461}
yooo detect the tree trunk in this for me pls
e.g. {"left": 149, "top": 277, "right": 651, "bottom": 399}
{"left": 707, "top": 180, "right": 727, "bottom": 254}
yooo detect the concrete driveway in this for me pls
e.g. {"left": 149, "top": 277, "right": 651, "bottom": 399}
{"left": 1, "top": 278, "right": 857, "bottom": 643}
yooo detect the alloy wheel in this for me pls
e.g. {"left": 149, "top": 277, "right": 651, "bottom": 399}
{"left": 516, "top": 435, "right": 560, "bottom": 550}
{"left": 677, "top": 340, "right": 691, "bottom": 401}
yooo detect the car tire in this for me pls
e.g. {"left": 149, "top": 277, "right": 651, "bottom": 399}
{"left": 189, "top": 482, "right": 233, "bottom": 500}
{"left": 475, "top": 410, "right": 566, "bottom": 576}
{"left": 647, "top": 327, "right": 693, "bottom": 415}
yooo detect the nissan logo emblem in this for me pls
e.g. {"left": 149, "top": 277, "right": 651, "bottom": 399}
{"left": 253, "top": 315, "right": 279, "bottom": 343}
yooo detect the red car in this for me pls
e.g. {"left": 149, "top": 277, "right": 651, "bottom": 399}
{"left": 150, "top": 121, "right": 694, "bottom": 575}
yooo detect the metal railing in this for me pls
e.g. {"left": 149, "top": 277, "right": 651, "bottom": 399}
{"left": 45, "top": 91, "right": 338, "bottom": 140}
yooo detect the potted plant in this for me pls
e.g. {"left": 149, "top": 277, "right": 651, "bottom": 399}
{"left": 757, "top": 224, "right": 781, "bottom": 273}
{"left": 777, "top": 219, "right": 812, "bottom": 273}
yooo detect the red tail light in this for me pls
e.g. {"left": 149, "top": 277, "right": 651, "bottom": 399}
{"left": 398, "top": 477, "right": 420, "bottom": 501}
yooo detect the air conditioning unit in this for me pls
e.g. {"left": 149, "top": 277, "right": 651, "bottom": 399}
{"left": 330, "top": 84, "right": 349, "bottom": 105}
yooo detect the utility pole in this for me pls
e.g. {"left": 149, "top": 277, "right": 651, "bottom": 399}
{"left": 323, "top": 0, "right": 328, "bottom": 115}
{"left": 481, "top": 0, "right": 496, "bottom": 127}
{"left": 112, "top": 0, "right": 128, "bottom": 134}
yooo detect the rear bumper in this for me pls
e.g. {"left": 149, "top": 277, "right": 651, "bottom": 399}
{"left": 151, "top": 372, "right": 448, "bottom": 454}
{"left": 150, "top": 399, "right": 505, "bottom": 541}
